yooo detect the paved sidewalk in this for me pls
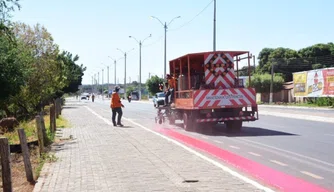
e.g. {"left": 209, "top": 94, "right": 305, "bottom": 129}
{"left": 33, "top": 99, "right": 271, "bottom": 192}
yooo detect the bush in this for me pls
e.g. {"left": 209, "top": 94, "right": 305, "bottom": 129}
{"left": 247, "top": 73, "right": 284, "bottom": 93}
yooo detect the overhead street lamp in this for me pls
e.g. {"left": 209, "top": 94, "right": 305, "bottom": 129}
{"left": 116, "top": 48, "right": 135, "bottom": 98}
{"left": 213, "top": 0, "right": 217, "bottom": 51}
{"left": 101, "top": 62, "right": 110, "bottom": 97}
{"left": 129, "top": 34, "right": 152, "bottom": 100}
{"left": 150, "top": 15, "right": 181, "bottom": 77}
{"left": 108, "top": 56, "right": 124, "bottom": 88}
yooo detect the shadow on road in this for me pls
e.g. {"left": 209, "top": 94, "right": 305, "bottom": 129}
{"left": 118, "top": 125, "right": 134, "bottom": 128}
{"left": 62, "top": 106, "right": 78, "bottom": 109}
{"left": 209, "top": 126, "right": 298, "bottom": 137}
{"left": 173, "top": 123, "right": 298, "bottom": 137}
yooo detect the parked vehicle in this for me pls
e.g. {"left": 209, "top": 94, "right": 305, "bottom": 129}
{"left": 153, "top": 92, "right": 165, "bottom": 107}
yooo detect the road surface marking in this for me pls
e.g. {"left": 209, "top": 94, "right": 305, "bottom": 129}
{"left": 201, "top": 136, "right": 209, "bottom": 139}
{"left": 214, "top": 140, "right": 224, "bottom": 144}
{"left": 85, "top": 106, "right": 274, "bottom": 192}
{"left": 229, "top": 145, "right": 240, "bottom": 149}
{"left": 239, "top": 138, "right": 334, "bottom": 168}
{"left": 300, "top": 171, "right": 324, "bottom": 180}
{"left": 270, "top": 160, "right": 287, "bottom": 166}
{"left": 260, "top": 110, "right": 334, "bottom": 124}
{"left": 230, "top": 137, "right": 334, "bottom": 174}
{"left": 248, "top": 152, "right": 261, "bottom": 157}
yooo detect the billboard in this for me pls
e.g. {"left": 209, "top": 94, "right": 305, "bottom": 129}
{"left": 292, "top": 68, "right": 334, "bottom": 97}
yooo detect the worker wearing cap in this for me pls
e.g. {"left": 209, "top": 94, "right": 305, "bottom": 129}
{"left": 163, "top": 74, "right": 176, "bottom": 106}
{"left": 110, "top": 86, "right": 124, "bottom": 127}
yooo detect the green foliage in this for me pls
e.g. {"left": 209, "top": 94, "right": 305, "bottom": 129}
{"left": 238, "top": 66, "right": 255, "bottom": 76}
{"left": 0, "top": 0, "right": 21, "bottom": 22}
{"left": 0, "top": 28, "right": 26, "bottom": 101}
{"left": 306, "top": 97, "right": 334, "bottom": 107}
{"left": 257, "top": 43, "right": 334, "bottom": 81}
{"left": 146, "top": 75, "right": 164, "bottom": 96}
{"left": 247, "top": 73, "right": 284, "bottom": 93}
{"left": 58, "top": 51, "right": 86, "bottom": 94}
{"left": 0, "top": 21, "right": 85, "bottom": 119}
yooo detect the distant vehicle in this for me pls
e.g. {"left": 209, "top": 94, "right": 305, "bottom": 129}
{"left": 131, "top": 91, "right": 139, "bottom": 100}
{"left": 153, "top": 92, "right": 165, "bottom": 107}
{"left": 81, "top": 95, "right": 87, "bottom": 100}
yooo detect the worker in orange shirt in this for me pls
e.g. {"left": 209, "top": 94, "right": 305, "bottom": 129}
{"left": 163, "top": 74, "right": 176, "bottom": 107}
{"left": 110, "top": 86, "right": 124, "bottom": 127}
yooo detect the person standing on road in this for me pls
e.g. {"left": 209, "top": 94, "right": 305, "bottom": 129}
{"left": 110, "top": 86, "right": 124, "bottom": 127}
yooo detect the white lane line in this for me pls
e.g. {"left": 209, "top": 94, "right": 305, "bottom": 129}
{"left": 202, "top": 136, "right": 209, "bottom": 139}
{"left": 248, "top": 152, "right": 261, "bottom": 157}
{"left": 214, "top": 140, "right": 224, "bottom": 144}
{"left": 260, "top": 110, "right": 334, "bottom": 124}
{"left": 229, "top": 145, "right": 240, "bottom": 149}
{"left": 270, "top": 160, "right": 287, "bottom": 167}
{"left": 239, "top": 138, "right": 334, "bottom": 168}
{"left": 85, "top": 106, "right": 274, "bottom": 192}
{"left": 300, "top": 171, "right": 324, "bottom": 180}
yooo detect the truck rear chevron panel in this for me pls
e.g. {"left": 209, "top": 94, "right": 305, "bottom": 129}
{"left": 193, "top": 88, "right": 256, "bottom": 107}
{"left": 204, "top": 52, "right": 236, "bottom": 89}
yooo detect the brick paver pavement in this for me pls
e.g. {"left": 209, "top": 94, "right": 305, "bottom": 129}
{"left": 33, "top": 98, "right": 272, "bottom": 192}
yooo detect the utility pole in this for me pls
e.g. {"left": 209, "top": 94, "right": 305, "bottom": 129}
{"left": 151, "top": 16, "right": 180, "bottom": 78}
{"left": 94, "top": 74, "right": 96, "bottom": 94}
{"left": 129, "top": 34, "right": 151, "bottom": 100}
{"left": 253, "top": 55, "right": 256, "bottom": 73}
{"left": 102, "top": 69, "right": 104, "bottom": 100}
{"left": 213, "top": 0, "right": 216, "bottom": 51}
{"left": 269, "top": 62, "right": 274, "bottom": 103}
{"left": 98, "top": 72, "right": 100, "bottom": 95}
{"left": 107, "top": 66, "right": 109, "bottom": 94}
{"left": 124, "top": 53, "right": 127, "bottom": 97}
{"left": 117, "top": 48, "right": 134, "bottom": 98}
{"left": 91, "top": 76, "right": 93, "bottom": 94}
{"left": 114, "top": 60, "right": 116, "bottom": 86}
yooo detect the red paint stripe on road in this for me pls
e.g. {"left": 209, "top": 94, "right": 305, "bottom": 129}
{"left": 158, "top": 128, "right": 332, "bottom": 192}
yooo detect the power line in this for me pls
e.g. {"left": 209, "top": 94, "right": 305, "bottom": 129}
{"left": 169, "top": 0, "right": 214, "bottom": 32}
{"left": 142, "top": 35, "right": 163, "bottom": 48}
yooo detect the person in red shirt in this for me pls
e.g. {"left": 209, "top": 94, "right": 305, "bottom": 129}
{"left": 110, "top": 86, "right": 124, "bottom": 127}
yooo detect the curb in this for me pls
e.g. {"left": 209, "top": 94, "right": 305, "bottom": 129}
{"left": 259, "top": 105, "right": 334, "bottom": 111}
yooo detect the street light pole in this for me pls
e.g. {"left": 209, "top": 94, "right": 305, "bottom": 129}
{"left": 151, "top": 16, "right": 180, "bottom": 78}
{"left": 129, "top": 34, "right": 152, "bottom": 100}
{"left": 117, "top": 48, "right": 134, "bottom": 98}
{"left": 102, "top": 68, "right": 104, "bottom": 100}
{"left": 213, "top": 0, "right": 216, "bottom": 51}
{"left": 108, "top": 56, "right": 117, "bottom": 87}
{"left": 107, "top": 66, "right": 109, "bottom": 95}
{"left": 98, "top": 72, "right": 100, "bottom": 95}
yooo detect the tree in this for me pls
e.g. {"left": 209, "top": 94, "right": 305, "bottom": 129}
{"left": 0, "top": 27, "right": 26, "bottom": 102}
{"left": 58, "top": 51, "right": 86, "bottom": 94}
{"left": 0, "top": 0, "right": 21, "bottom": 22}
{"left": 10, "top": 22, "right": 63, "bottom": 113}
{"left": 238, "top": 66, "right": 255, "bottom": 76}
{"left": 247, "top": 73, "right": 284, "bottom": 93}
{"left": 256, "top": 43, "right": 334, "bottom": 82}
{"left": 146, "top": 75, "right": 164, "bottom": 96}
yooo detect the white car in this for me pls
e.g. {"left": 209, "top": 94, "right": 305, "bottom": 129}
{"left": 153, "top": 92, "right": 165, "bottom": 107}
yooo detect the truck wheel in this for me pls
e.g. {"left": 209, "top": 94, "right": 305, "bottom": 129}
{"left": 169, "top": 115, "right": 175, "bottom": 125}
{"left": 225, "top": 120, "right": 242, "bottom": 132}
{"left": 183, "top": 112, "right": 193, "bottom": 131}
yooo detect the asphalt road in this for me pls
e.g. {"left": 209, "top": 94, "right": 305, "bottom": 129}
{"left": 81, "top": 97, "right": 334, "bottom": 190}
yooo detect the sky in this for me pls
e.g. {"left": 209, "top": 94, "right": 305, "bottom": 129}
{"left": 12, "top": 0, "right": 334, "bottom": 85}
